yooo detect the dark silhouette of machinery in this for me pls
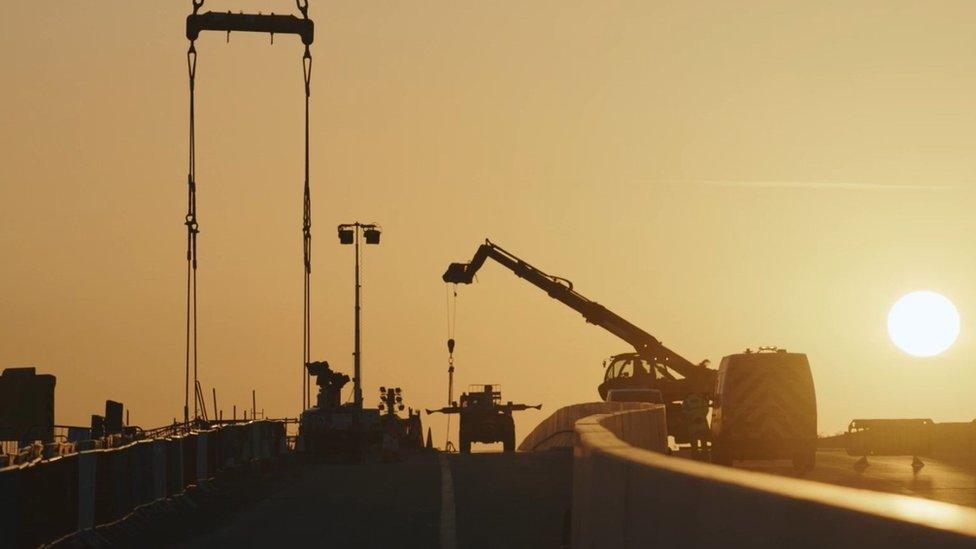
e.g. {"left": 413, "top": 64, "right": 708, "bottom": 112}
{"left": 427, "top": 385, "right": 540, "bottom": 453}
{"left": 845, "top": 418, "right": 932, "bottom": 473}
{"left": 378, "top": 386, "right": 423, "bottom": 451}
{"left": 298, "top": 361, "right": 423, "bottom": 456}
{"left": 442, "top": 240, "right": 818, "bottom": 461}
{"left": 442, "top": 239, "right": 715, "bottom": 446}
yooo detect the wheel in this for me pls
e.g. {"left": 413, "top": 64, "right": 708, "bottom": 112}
{"left": 503, "top": 430, "right": 515, "bottom": 452}
{"left": 711, "top": 444, "right": 732, "bottom": 466}
{"left": 792, "top": 449, "right": 815, "bottom": 471}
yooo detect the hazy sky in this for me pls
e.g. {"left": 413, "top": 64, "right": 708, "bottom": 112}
{"left": 1, "top": 1, "right": 973, "bottom": 443}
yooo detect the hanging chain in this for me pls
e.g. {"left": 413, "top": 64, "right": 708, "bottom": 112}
{"left": 184, "top": 34, "right": 201, "bottom": 429}
{"left": 445, "top": 284, "right": 458, "bottom": 449}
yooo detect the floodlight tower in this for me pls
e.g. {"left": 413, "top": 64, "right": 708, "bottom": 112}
{"left": 337, "top": 222, "right": 381, "bottom": 408}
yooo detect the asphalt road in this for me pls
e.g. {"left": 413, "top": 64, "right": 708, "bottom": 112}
{"left": 449, "top": 450, "right": 572, "bottom": 549}
{"left": 184, "top": 450, "right": 572, "bottom": 549}
{"left": 181, "top": 447, "right": 974, "bottom": 548}
{"left": 739, "top": 449, "right": 976, "bottom": 508}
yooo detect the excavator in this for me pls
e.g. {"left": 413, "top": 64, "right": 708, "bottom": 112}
{"left": 442, "top": 239, "right": 717, "bottom": 446}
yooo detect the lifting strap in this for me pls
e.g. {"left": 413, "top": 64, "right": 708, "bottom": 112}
{"left": 182, "top": 0, "right": 315, "bottom": 424}
{"left": 185, "top": 29, "right": 200, "bottom": 428}
{"left": 302, "top": 34, "right": 313, "bottom": 411}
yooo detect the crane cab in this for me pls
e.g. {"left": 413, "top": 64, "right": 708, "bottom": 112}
{"left": 598, "top": 353, "right": 710, "bottom": 445}
{"left": 710, "top": 348, "right": 817, "bottom": 469}
{"left": 598, "top": 353, "right": 688, "bottom": 404}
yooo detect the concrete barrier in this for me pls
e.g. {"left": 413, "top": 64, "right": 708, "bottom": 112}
{"left": 196, "top": 431, "right": 208, "bottom": 481}
{"left": 151, "top": 438, "right": 167, "bottom": 500}
{"left": 518, "top": 402, "right": 656, "bottom": 452}
{"left": 573, "top": 407, "right": 976, "bottom": 548}
{"left": 77, "top": 451, "right": 97, "bottom": 531}
{"left": 0, "top": 420, "right": 287, "bottom": 547}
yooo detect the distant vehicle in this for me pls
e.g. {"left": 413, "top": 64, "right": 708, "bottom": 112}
{"left": 427, "top": 384, "right": 541, "bottom": 453}
{"left": 710, "top": 348, "right": 817, "bottom": 470}
{"left": 605, "top": 388, "right": 664, "bottom": 404}
{"left": 845, "top": 418, "right": 933, "bottom": 472}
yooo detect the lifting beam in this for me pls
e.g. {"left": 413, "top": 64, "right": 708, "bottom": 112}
{"left": 187, "top": 11, "right": 314, "bottom": 45}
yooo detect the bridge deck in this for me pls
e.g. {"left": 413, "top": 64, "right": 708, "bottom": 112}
{"left": 169, "top": 448, "right": 976, "bottom": 547}
{"left": 184, "top": 450, "right": 572, "bottom": 548}
{"left": 743, "top": 449, "right": 976, "bottom": 508}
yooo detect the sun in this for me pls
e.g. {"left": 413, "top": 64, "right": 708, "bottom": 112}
{"left": 887, "top": 291, "right": 960, "bottom": 357}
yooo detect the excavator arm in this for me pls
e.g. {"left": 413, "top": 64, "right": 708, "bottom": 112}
{"left": 443, "top": 240, "right": 715, "bottom": 393}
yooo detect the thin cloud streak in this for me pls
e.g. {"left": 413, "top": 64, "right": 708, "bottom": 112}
{"left": 698, "top": 180, "right": 959, "bottom": 191}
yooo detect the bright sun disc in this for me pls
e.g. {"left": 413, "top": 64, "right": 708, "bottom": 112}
{"left": 887, "top": 291, "right": 960, "bottom": 357}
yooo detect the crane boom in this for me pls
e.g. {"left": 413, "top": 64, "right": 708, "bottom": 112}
{"left": 442, "top": 239, "right": 715, "bottom": 391}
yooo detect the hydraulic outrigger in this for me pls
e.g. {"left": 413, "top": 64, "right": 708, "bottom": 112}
{"left": 443, "top": 239, "right": 717, "bottom": 445}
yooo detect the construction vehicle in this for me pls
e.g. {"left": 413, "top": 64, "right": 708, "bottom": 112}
{"left": 427, "top": 384, "right": 540, "bottom": 453}
{"left": 378, "top": 386, "right": 424, "bottom": 451}
{"left": 443, "top": 240, "right": 818, "bottom": 459}
{"left": 298, "top": 361, "right": 423, "bottom": 456}
{"left": 845, "top": 418, "right": 932, "bottom": 472}
{"left": 710, "top": 348, "right": 817, "bottom": 470}
{"left": 442, "top": 239, "right": 716, "bottom": 446}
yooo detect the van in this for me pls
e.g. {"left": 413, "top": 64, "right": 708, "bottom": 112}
{"left": 710, "top": 348, "right": 816, "bottom": 469}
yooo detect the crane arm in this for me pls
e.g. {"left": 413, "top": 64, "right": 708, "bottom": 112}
{"left": 442, "top": 240, "right": 712, "bottom": 385}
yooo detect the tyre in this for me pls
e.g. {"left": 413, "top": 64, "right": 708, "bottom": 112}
{"left": 503, "top": 429, "right": 515, "bottom": 452}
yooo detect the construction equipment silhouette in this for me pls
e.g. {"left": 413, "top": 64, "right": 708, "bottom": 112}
{"left": 443, "top": 239, "right": 818, "bottom": 461}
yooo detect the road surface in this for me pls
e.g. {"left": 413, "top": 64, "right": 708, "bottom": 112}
{"left": 740, "top": 449, "right": 976, "bottom": 508}
{"left": 185, "top": 450, "right": 572, "bottom": 548}
{"left": 177, "top": 448, "right": 975, "bottom": 548}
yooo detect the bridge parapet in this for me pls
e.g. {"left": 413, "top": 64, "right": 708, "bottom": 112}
{"left": 518, "top": 401, "right": 656, "bottom": 452}
{"left": 0, "top": 420, "right": 287, "bottom": 547}
{"left": 573, "top": 407, "right": 976, "bottom": 548}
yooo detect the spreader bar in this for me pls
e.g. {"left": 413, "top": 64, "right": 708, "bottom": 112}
{"left": 186, "top": 11, "right": 314, "bottom": 45}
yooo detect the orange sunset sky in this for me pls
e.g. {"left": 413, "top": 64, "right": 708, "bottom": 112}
{"left": 1, "top": 1, "right": 974, "bottom": 444}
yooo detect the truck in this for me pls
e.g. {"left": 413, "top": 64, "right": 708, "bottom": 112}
{"left": 709, "top": 348, "right": 817, "bottom": 470}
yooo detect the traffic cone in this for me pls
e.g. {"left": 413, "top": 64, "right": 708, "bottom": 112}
{"left": 426, "top": 427, "right": 433, "bottom": 449}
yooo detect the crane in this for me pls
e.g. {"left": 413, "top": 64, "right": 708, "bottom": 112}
{"left": 442, "top": 239, "right": 717, "bottom": 445}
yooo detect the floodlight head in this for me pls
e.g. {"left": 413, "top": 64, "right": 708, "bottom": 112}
{"left": 364, "top": 227, "right": 381, "bottom": 245}
{"left": 338, "top": 226, "right": 354, "bottom": 244}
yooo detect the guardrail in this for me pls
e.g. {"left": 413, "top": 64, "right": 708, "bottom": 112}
{"left": 572, "top": 407, "right": 976, "bottom": 548}
{"left": 0, "top": 420, "right": 286, "bottom": 548}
